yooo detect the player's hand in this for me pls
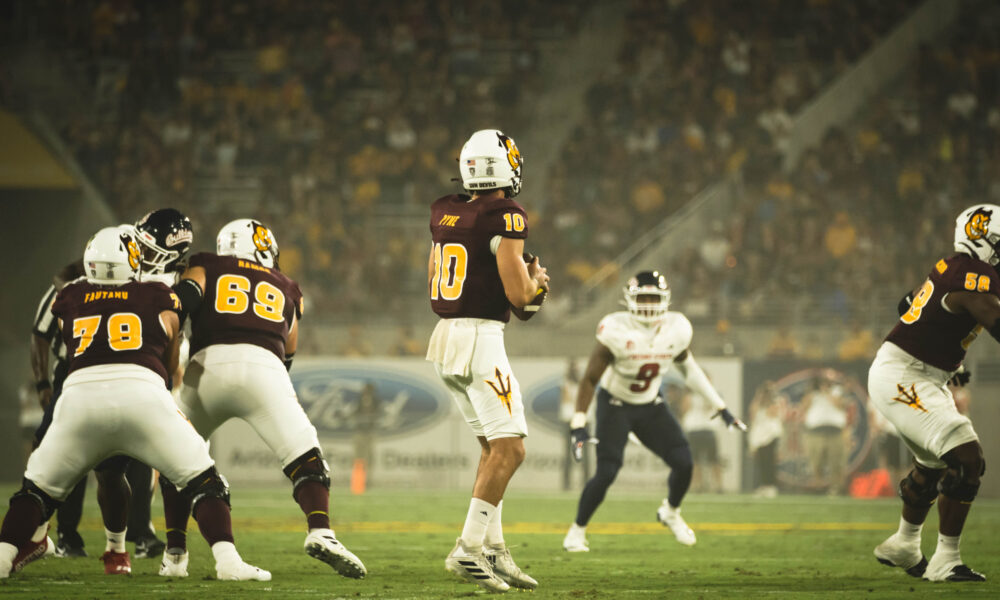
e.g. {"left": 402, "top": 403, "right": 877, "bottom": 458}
{"left": 949, "top": 366, "right": 971, "bottom": 387}
{"left": 570, "top": 427, "right": 591, "bottom": 462}
{"left": 715, "top": 408, "right": 747, "bottom": 432}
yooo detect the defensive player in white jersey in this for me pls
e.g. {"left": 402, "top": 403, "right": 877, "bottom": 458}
{"left": 870, "top": 205, "right": 1000, "bottom": 583}
{"left": 563, "top": 271, "right": 746, "bottom": 552}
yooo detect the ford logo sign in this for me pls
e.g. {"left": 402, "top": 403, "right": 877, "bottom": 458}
{"left": 291, "top": 366, "right": 445, "bottom": 438}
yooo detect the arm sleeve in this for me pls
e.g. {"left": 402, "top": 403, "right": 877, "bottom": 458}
{"left": 32, "top": 285, "right": 59, "bottom": 339}
{"left": 675, "top": 352, "right": 727, "bottom": 412}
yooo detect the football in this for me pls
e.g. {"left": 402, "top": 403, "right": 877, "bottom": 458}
{"left": 512, "top": 252, "right": 547, "bottom": 320}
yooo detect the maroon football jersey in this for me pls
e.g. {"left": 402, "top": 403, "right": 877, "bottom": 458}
{"left": 429, "top": 193, "right": 529, "bottom": 322}
{"left": 52, "top": 280, "right": 179, "bottom": 385}
{"left": 886, "top": 253, "right": 1000, "bottom": 371}
{"left": 187, "top": 253, "right": 303, "bottom": 360}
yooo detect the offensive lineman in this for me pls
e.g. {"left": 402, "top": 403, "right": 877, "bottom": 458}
{"left": 0, "top": 227, "right": 268, "bottom": 581}
{"left": 165, "top": 219, "right": 366, "bottom": 579}
{"left": 870, "top": 205, "right": 1000, "bottom": 582}
{"left": 562, "top": 271, "right": 746, "bottom": 552}
{"left": 428, "top": 129, "right": 548, "bottom": 593}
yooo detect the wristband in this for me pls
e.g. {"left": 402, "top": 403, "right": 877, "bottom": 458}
{"left": 35, "top": 380, "right": 51, "bottom": 392}
{"left": 570, "top": 411, "right": 587, "bottom": 429}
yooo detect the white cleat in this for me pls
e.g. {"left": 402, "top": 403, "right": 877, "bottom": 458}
{"left": 485, "top": 544, "right": 537, "bottom": 590}
{"left": 562, "top": 524, "right": 590, "bottom": 552}
{"left": 873, "top": 534, "right": 926, "bottom": 578}
{"left": 657, "top": 505, "right": 696, "bottom": 546}
{"left": 923, "top": 552, "right": 985, "bottom": 582}
{"left": 444, "top": 538, "right": 509, "bottom": 593}
{"left": 304, "top": 529, "right": 366, "bottom": 579}
{"left": 215, "top": 559, "right": 271, "bottom": 581}
{"left": 158, "top": 547, "right": 189, "bottom": 577}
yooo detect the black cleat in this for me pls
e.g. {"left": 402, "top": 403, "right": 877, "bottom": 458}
{"left": 54, "top": 534, "right": 87, "bottom": 558}
{"left": 875, "top": 555, "right": 927, "bottom": 578}
{"left": 134, "top": 536, "right": 166, "bottom": 559}
{"left": 945, "top": 565, "right": 986, "bottom": 582}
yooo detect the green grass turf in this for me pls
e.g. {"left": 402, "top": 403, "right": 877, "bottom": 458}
{"left": 1, "top": 485, "right": 998, "bottom": 599}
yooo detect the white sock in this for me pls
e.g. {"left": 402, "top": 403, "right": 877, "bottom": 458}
{"left": 105, "top": 528, "right": 127, "bottom": 553}
{"left": 896, "top": 517, "right": 922, "bottom": 544}
{"left": 935, "top": 533, "right": 961, "bottom": 561}
{"left": 569, "top": 522, "right": 587, "bottom": 534}
{"left": 460, "top": 498, "right": 496, "bottom": 552}
{"left": 30, "top": 522, "right": 48, "bottom": 543}
{"left": 484, "top": 500, "right": 505, "bottom": 548}
{"left": 0, "top": 541, "right": 17, "bottom": 565}
{"left": 662, "top": 499, "right": 679, "bottom": 514}
{"left": 309, "top": 527, "right": 336, "bottom": 535}
{"left": 211, "top": 541, "right": 241, "bottom": 565}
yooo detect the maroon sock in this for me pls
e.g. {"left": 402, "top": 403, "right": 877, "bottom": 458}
{"left": 0, "top": 496, "right": 43, "bottom": 547}
{"left": 96, "top": 474, "right": 130, "bottom": 532}
{"left": 296, "top": 481, "right": 331, "bottom": 530}
{"left": 160, "top": 480, "right": 191, "bottom": 550}
{"left": 193, "top": 499, "right": 235, "bottom": 545}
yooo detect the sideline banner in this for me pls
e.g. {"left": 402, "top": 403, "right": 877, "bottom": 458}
{"left": 209, "top": 357, "right": 743, "bottom": 492}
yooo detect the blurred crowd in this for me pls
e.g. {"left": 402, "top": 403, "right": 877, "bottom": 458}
{"left": 538, "top": 0, "right": 921, "bottom": 294}
{"left": 655, "top": 0, "right": 1000, "bottom": 341}
{"left": 28, "top": 0, "right": 587, "bottom": 320}
{"left": 9, "top": 0, "right": 1000, "bottom": 349}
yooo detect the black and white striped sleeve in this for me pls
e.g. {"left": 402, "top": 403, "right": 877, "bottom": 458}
{"left": 32, "top": 285, "right": 59, "bottom": 340}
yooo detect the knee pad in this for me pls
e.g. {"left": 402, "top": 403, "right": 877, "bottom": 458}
{"left": 283, "top": 448, "right": 330, "bottom": 501}
{"left": 11, "top": 479, "right": 61, "bottom": 522}
{"left": 899, "top": 464, "right": 943, "bottom": 509}
{"left": 181, "top": 467, "right": 231, "bottom": 512}
{"left": 939, "top": 450, "right": 985, "bottom": 503}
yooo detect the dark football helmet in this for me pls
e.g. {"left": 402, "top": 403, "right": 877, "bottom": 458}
{"left": 134, "top": 208, "right": 193, "bottom": 274}
{"left": 623, "top": 270, "right": 671, "bottom": 324}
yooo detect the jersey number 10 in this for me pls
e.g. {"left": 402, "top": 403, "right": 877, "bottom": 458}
{"left": 430, "top": 242, "right": 468, "bottom": 301}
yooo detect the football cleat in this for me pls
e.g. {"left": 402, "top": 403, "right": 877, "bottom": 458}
{"left": 485, "top": 544, "right": 537, "bottom": 589}
{"left": 923, "top": 553, "right": 985, "bottom": 582}
{"left": 215, "top": 559, "right": 271, "bottom": 581}
{"left": 304, "top": 529, "right": 366, "bottom": 579}
{"left": 158, "top": 547, "right": 189, "bottom": 577}
{"left": 101, "top": 550, "right": 132, "bottom": 575}
{"left": 55, "top": 532, "right": 87, "bottom": 558}
{"left": 12, "top": 536, "right": 53, "bottom": 573}
{"left": 134, "top": 535, "right": 166, "bottom": 559}
{"left": 874, "top": 534, "right": 927, "bottom": 577}
{"left": 444, "top": 538, "right": 510, "bottom": 593}
{"left": 562, "top": 524, "right": 590, "bottom": 552}
{"left": 657, "top": 505, "right": 696, "bottom": 546}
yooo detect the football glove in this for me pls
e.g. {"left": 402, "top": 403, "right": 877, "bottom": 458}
{"left": 949, "top": 366, "right": 971, "bottom": 387}
{"left": 570, "top": 427, "right": 591, "bottom": 462}
{"left": 715, "top": 408, "right": 748, "bottom": 432}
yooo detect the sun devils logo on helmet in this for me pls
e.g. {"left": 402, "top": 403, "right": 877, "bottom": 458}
{"left": 122, "top": 234, "right": 141, "bottom": 270}
{"left": 252, "top": 223, "right": 274, "bottom": 252}
{"left": 965, "top": 208, "right": 992, "bottom": 241}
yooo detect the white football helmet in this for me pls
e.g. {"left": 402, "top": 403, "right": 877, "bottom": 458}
{"left": 623, "top": 270, "right": 671, "bottom": 325}
{"left": 954, "top": 204, "right": 1000, "bottom": 266}
{"left": 217, "top": 218, "right": 279, "bottom": 269}
{"left": 83, "top": 226, "right": 141, "bottom": 285}
{"left": 459, "top": 129, "right": 523, "bottom": 197}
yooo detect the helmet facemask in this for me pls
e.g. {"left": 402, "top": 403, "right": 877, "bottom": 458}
{"left": 623, "top": 271, "right": 671, "bottom": 325}
{"left": 134, "top": 208, "right": 193, "bottom": 275}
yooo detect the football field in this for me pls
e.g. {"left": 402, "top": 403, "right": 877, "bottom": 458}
{"left": 1, "top": 485, "right": 998, "bottom": 599}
